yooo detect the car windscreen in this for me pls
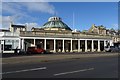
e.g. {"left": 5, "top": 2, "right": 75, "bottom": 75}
{"left": 28, "top": 47, "right": 35, "bottom": 49}
{"left": 110, "top": 46, "right": 114, "bottom": 48}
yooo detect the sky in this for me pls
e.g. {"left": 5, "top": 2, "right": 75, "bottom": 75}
{"left": 1, "top": 2, "right": 118, "bottom": 31}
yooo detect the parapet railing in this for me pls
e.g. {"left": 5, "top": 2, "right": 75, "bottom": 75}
{"left": 20, "top": 31, "right": 111, "bottom": 39}
{"left": 0, "top": 32, "right": 19, "bottom": 36}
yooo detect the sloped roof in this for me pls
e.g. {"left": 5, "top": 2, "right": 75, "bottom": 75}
{"left": 11, "top": 24, "right": 26, "bottom": 28}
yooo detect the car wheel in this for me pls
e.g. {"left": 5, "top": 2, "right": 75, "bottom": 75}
{"left": 27, "top": 52, "right": 31, "bottom": 54}
{"left": 41, "top": 51, "right": 45, "bottom": 54}
{"left": 111, "top": 50, "right": 113, "bottom": 52}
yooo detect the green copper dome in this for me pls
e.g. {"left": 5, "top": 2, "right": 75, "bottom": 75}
{"left": 42, "top": 16, "right": 72, "bottom": 31}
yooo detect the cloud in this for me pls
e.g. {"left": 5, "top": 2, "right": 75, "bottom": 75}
{"left": 1, "top": 14, "right": 39, "bottom": 29}
{"left": 23, "top": 2, "right": 55, "bottom": 14}
{"left": 1, "top": 15, "right": 39, "bottom": 30}
{"left": 0, "top": 2, "right": 2, "bottom": 15}
{"left": 2, "top": 2, "right": 22, "bottom": 15}
{"left": 1, "top": 2, "right": 56, "bottom": 29}
{"left": 25, "top": 23, "right": 39, "bottom": 31}
{"left": 2, "top": 2, "right": 55, "bottom": 15}
{"left": 1, "top": 16, "right": 12, "bottom": 29}
{"left": 111, "top": 24, "right": 118, "bottom": 30}
{"left": 0, "top": 15, "right": 1, "bottom": 28}
{"left": 2, "top": 0, "right": 48, "bottom": 2}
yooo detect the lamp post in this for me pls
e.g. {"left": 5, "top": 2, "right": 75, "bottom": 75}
{"left": 1, "top": 40, "right": 4, "bottom": 53}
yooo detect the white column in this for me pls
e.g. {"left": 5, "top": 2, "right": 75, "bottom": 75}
{"left": 110, "top": 40, "right": 113, "bottom": 46}
{"left": 85, "top": 40, "right": 87, "bottom": 52}
{"left": 20, "top": 39, "right": 22, "bottom": 49}
{"left": 78, "top": 40, "right": 80, "bottom": 52}
{"left": 19, "top": 39, "right": 21, "bottom": 49}
{"left": 0, "top": 41, "right": 1, "bottom": 53}
{"left": 12, "top": 40, "right": 14, "bottom": 49}
{"left": 92, "top": 40, "right": 94, "bottom": 52}
{"left": 104, "top": 40, "right": 106, "bottom": 47}
{"left": 22, "top": 39, "right": 24, "bottom": 50}
{"left": 34, "top": 39, "right": 36, "bottom": 46}
{"left": 54, "top": 39, "right": 56, "bottom": 52}
{"left": 98, "top": 40, "right": 100, "bottom": 52}
{"left": 62, "top": 39, "right": 65, "bottom": 52}
{"left": 70, "top": 39, "right": 73, "bottom": 52}
{"left": 104, "top": 40, "right": 107, "bottom": 51}
{"left": 44, "top": 39, "right": 46, "bottom": 50}
{"left": 2, "top": 40, "right": 5, "bottom": 52}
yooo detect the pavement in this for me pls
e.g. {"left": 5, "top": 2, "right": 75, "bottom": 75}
{"left": 2, "top": 53, "right": 118, "bottom": 78}
{"left": 2, "top": 52, "right": 118, "bottom": 64}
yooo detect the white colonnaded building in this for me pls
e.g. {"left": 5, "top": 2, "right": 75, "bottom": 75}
{"left": 0, "top": 16, "right": 116, "bottom": 53}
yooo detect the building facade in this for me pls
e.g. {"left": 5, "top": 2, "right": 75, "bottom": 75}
{"left": 0, "top": 16, "right": 117, "bottom": 53}
{"left": 0, "top": 32, "right": 20, "bottom": 53}
{"left": 10, "top": 23, "right": 27, "bottom": 33}
{"left": 88, "top": 24, "right": 106, "bottom": 35}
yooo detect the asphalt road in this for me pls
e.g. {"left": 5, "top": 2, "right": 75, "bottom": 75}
{"left": 2, "top": 55, "right": 118, "bottom": 78}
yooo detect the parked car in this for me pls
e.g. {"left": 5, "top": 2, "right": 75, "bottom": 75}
{"left": 26, "top": 47, "right": 46, "bottom": 54}
{"left": 18, "top": 49, "right": 26, "bottom": 54}
{"left": 104, "top": 46, "right": 120, "bottom": 52}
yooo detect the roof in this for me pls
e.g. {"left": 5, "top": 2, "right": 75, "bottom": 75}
{"left": 0, "top": 29, "right": 10, "bottom": 32}
{"left": 11, "top": 24, "right": 26, "bottom": 28}
{"left": 92, "top": 24, "right": 106, "bottom": 29}
{"left": 42, "top": 16, "right": 72, "bottom": 31}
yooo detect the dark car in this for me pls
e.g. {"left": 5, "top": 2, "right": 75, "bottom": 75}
{"left": 18, "top": 49, "right": 26, "bottom": 54}
{"left": 26, "top": 47, "right": 46, "bottom": 54}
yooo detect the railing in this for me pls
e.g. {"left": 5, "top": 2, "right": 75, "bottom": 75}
{"left": 20, "top": 31, "right": 111, "bottom": 39}
{"left": 0, "top": 32, "right": 19, "bottom": 36}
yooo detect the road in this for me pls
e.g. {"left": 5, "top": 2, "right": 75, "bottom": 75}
{"left": 2, "top": 54, "right": 118, "bottom": 78}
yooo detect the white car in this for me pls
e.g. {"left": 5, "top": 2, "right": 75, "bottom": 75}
{"left": 104, "top": 46, "right": 120, "bottom": 52}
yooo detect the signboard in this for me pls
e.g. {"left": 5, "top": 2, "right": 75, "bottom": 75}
{"left": 0, "top": 32, "right": 4, "bottom": 36}
{"left": 1, "top": 40, "right": 4, "bottom": 44}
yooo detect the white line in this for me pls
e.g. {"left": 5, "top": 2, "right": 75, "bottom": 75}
{"left": 54, "top": 68, "right": 94, "bottom": 76}
{"left": 0, "top": 67, "right": 47, "bottom": 75}
{"left": 0, "top": 63, "right": 7, "bottom": 64}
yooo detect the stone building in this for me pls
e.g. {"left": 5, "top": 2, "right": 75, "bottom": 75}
{"left": 0, "top": 16, "right": 116, "bottom": 53}
{"left": 88, "top": 24, "right": 106, "bottom": 35}
{"left": 10, "top": 23, "right": 27, "bottom": 33}
{"left": 20, "top": 16, "right": 113, "bottom": 53}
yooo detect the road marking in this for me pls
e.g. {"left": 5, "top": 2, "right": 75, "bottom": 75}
{"left": 54, "top": 68, "right": 94, "bottom": 76}
{"left": 0, "top": 67, "right": 47, "bottom": 75}
{"left": 0, "top": 63, "right": 7, "bottom": 64}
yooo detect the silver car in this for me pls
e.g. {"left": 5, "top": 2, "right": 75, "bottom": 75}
{"left": 104, "top": 46, "right": 120, "bottom": 52}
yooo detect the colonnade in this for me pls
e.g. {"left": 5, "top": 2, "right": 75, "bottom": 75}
{"left": 21, "top": 38, "right": 112, "bottom": 52}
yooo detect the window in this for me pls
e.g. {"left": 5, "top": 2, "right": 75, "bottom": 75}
{"left": 7, "top": 40, "right": 10, "bottom": 42}
{"left": 14, "top": 28, "right": 17, "bottom": 32}
{"left": 16, "top": 40, "right": 19, "bottom": 42}
{"left": 75, "top": 44, "right": 78, "bottom": 49}
{"left": 46, "top": 44, "right": 50, "bottom": 49}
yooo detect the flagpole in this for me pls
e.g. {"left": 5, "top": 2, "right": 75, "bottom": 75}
{"left": 73, "top": 12, "right": 74, "bottom": 30}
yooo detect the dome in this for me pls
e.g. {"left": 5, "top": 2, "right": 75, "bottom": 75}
{"left": 42, "top": 16, "right": 72, "bottom": 31}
